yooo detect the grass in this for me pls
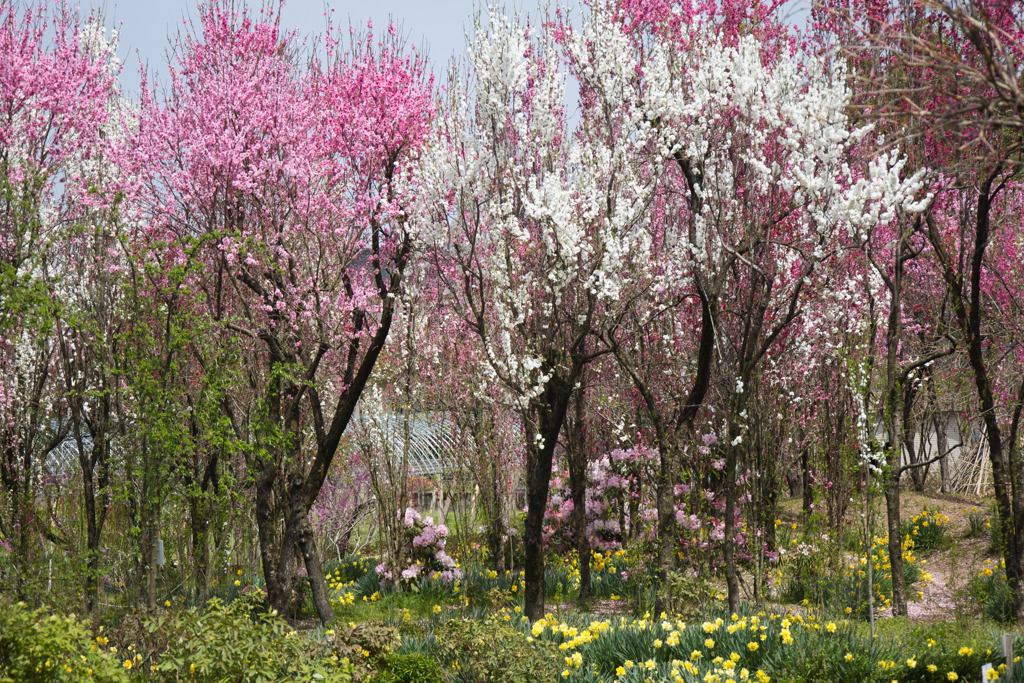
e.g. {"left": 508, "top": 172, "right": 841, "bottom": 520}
{"left": 967, "top": 513, "right": 990, "bottom": 539}
{"left": 27, "top": 490, "right": 1023, "bottom": 683}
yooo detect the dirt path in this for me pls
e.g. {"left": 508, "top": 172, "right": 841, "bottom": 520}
{"left": 816, "top": 492, "right": 991, "bottom": 622}
{"left": 908, "top": 554, "right": 958, "bottom": 621}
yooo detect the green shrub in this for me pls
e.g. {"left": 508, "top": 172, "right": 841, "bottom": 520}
{"left": 205, "top": 572, "right": 269, "bottom": 610}
{"left": 374, "top": 652, "right": 443, "bottom": 683}
{"left": 0, "top": 602, "right": 128, "bottom": 683}
{"left": 438, "top": 615, "right": 560, "bottom": 683}
{"left": 663, "top": 570, "right": 716, "bottom": 620}
{"left": 144, "top": 595, "right": 351, "bottom": 682}
{"left": 780, "top": 536, "right": 832, "bottom": 606}
{"left": 459, "top": 566, "right": 518, "bottom": 610}
{"left": 327, "top": 622, "right": 402, "bottom": 682}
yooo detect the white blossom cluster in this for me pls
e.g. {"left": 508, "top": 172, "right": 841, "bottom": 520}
{"left": 411, "top": 3, "right": 931, "bottom": 415}
{"left": 414, "top": 6, "right": 656, "bottom": 408}
{"left": 641, "top": 24, "right": 928, "bottom": 276}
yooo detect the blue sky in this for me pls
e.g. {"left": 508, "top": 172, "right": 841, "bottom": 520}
{"left": 94, "top": 0, "right": 521, "bottom": 89}
{"left": 91, "top": 0, "right": 809, "bottom": 96}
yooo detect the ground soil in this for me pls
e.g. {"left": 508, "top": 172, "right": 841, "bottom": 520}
{"left": 777, "top": 486, "right": 995, "bottom": 622}
{"left": 898, "top": 490, "right": 991, "bottom": 621}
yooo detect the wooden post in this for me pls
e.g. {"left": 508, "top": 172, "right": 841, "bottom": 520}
{"left": 1001, "top": 633, "right": 1013, "bottom": 678}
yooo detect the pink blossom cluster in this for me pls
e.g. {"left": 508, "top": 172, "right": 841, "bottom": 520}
{"left": 544, "top": 445, "right": 657, "bottom": 552}
{"left": 543, "top": 439, "right": 769, "bottom": 572}
{"left": 377, "top": 507, "right": 461, "bottom": 588}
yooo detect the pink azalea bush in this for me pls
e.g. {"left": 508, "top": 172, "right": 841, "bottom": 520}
{"left": 375, "top": 507, "right": 462, "bottom": 588}
{"left": 544, "top": 440, "right": 769, "bottom": 579}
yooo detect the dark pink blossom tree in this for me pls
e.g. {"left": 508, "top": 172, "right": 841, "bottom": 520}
{"left": 822, "top": 0, "right": 1024, "bottom": 622}
{"left": 123, "top": 1, "right": 433, "bottom": 623}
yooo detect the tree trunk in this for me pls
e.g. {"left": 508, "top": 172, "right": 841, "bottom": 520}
{"left": 880, "top": 214, "right": 915, "bottom": 618}
{"left": 617, "top": 489, "right": 627, "bottom": 548}
{"left": 488, "top": 459, "right": 506, "bottom": 574}
{"left": 614, "top": 289, "right": 714, "bottom": 616}
{"left": 570, "top": 494, "right": 591, "bottom": 603}
{"left": 145, "top": 519, "right": 158, "bottom": 611}
{"left": 4, "top": 437, "right": 41, "bottom": 601}
{"left": 754, "top": 429, "right": 779, "bottom": 601}
{"left": 296, "top": 513, "right": 333, "bottom": 624}
{"left": 523, "top": 439, "right": 554, "bottom": 620}
{"left": 136, "top": 436, "right": 163, "bottom": 612}
{"left": 186, "top": 405, "right": 218, "bottom": 603}
{"left": 906, "top": 425, "right": 926, "bottom": 492}
{"left": 653, "top": 441, "right": 678, "bottom": 615}
{"left": 723, "top": 437, "right": 740, "bottom": 615}
{"left": 82, "top": 453, "right": 101, "bottom": 614}
{"left": 523, "top": 430, "right": 557, "bottom": 620}
{"left": 981, "top": 410, "right": 1023, "bottom": 620}
{"left": 255, "top": 467, "right": 292, "bottom": 614}
{"left": 801, "top": 449, "right": 813, "bottom": 518}
{"left": 523, "top": 375, "right": 574, "bottom": 621}
{"left": 936, "top": 414, "right": 951, "bottom": 494}
{"left": 83, "top": 476, "right": 106, "bottom": 614}
{"left": 926, "top": 175, "right": 1024, "bottom": 622}
{"left": 566, "top": 403, "right": 591, "bottom": 605}
{"left": 628, "top": 480, "right": 640, "bottom": 540}
{"left": 14, "top": 475, "right": 32, "bottom": 600}
{"left": 884, "top": 473, "right": 907, "bottom": 615}
{"left": 190, "top": 502, "right": 211, "bottom": 603}
{"left": 723, "top": 384, "right": 747, "bottom": 615}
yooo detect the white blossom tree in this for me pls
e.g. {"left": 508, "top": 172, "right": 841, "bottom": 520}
{"left": 631, "top": 15, "right": 930, "bottom": 611}
{"left": 418, "top": 7, "right": 657, "bottom": 619}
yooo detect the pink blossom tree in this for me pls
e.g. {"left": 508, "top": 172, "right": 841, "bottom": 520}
{"left": 0, "top": 1, "right": 120, "bottom": 599}
{"left": 123, "top": 1, "right": 433, "bottom": 623}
